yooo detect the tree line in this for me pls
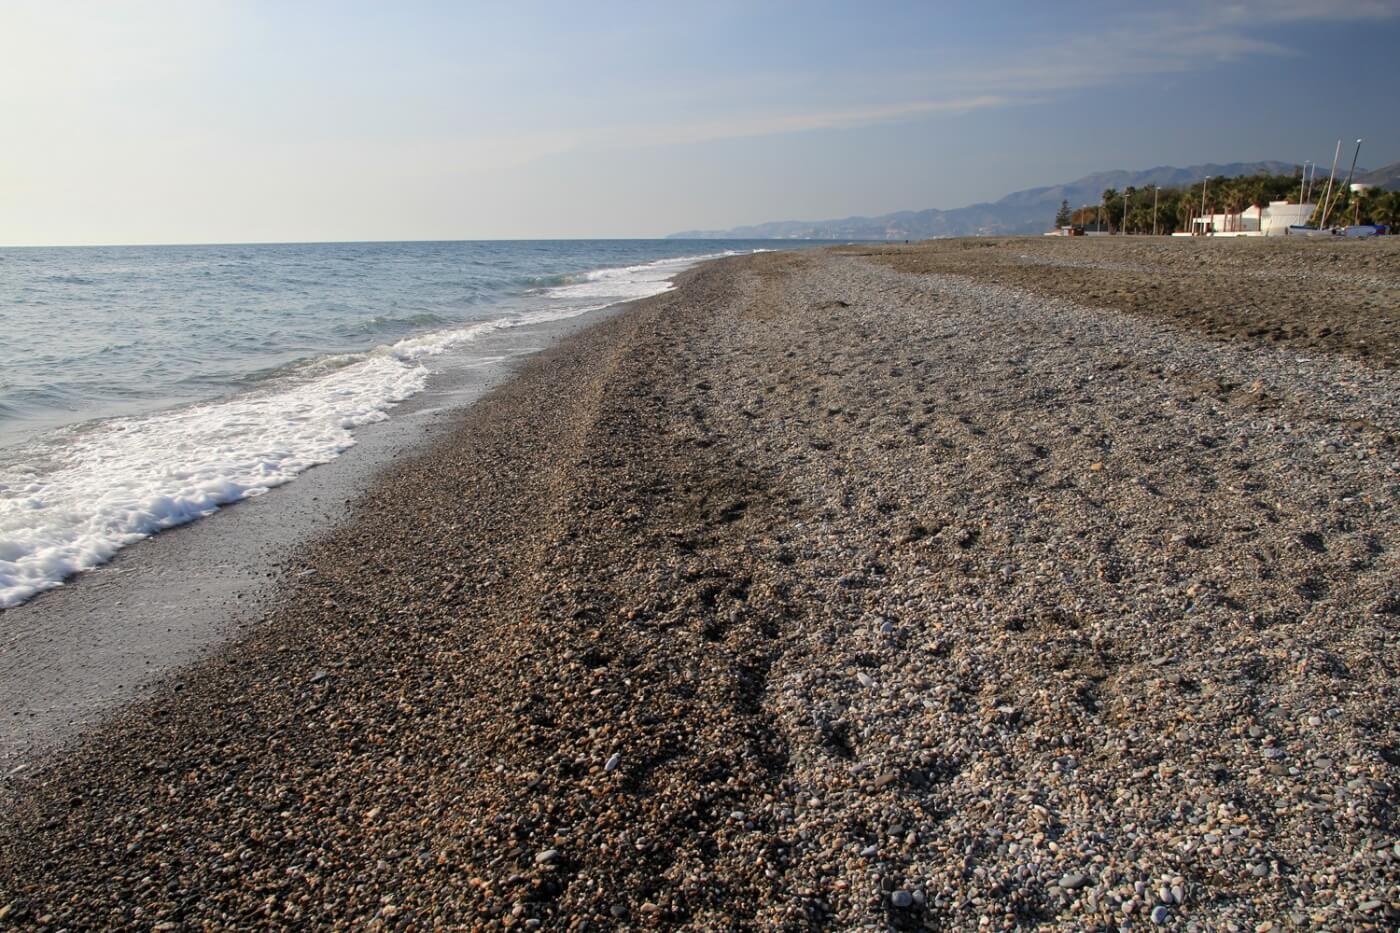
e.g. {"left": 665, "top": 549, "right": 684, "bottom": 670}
{"left": 1051, "top": 170, "right": 1400, "bottom": 233}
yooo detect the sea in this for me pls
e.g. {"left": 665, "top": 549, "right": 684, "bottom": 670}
{"left": 0, "top": 239, "right": 819, "bottom": 609}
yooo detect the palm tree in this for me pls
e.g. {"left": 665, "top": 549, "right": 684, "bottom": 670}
{"left": 1220, "top": 179, "right": 1245, "bottom": 232}
{"left": 1246, "top": 178, "right": 1270, "bottom": 232}
{"left": 1369, "top": 190, "right": 1400, "bottom": 228}
{"left": 1226, "top": 179, "right": 1245, "bottom": 231}
{"left": 1177, "top": 196, "right": 1195, "bottom": 232}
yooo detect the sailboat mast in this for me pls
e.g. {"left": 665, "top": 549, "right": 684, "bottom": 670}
{"left": 1317, "top": 140, "right": 1341, "bottom": 228}
{"left": 1324, "top": 138, "right": 1363, "bottom": 228}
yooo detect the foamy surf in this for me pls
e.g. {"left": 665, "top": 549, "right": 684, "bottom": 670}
{"left": 544, "top": 251, "right": 738, "bottom": 301}
{"left": 0, "top": 249, "right": 735, "bottom": 609}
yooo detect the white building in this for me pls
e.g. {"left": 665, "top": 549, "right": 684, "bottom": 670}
{"left": 1187, "top": 201, "right": 1316, "bottom": 237}
{"left": 1261, "top": 201, "right": 1316, "bottom": 235}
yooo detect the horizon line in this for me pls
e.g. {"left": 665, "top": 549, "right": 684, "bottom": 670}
{"left": 0, "top": 235, "right": 861, "bottom": 250}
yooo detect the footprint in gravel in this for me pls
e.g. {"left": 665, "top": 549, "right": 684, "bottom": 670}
{"left": 1296, "top": 531, "right": 1326, "bottom": 553}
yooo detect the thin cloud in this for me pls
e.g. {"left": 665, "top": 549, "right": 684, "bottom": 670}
{"left": 533, "top": 2, "right": 1398, "bottom": 154}
{"left": 1212, "top": 0, "right": 1400, "bottom": 24}
{"left": 619, "top": 95, "right": 1012, "bottom": 149}
{"left": 443, "top": 95, "right": 1012, "bottom": 170}
{"left": 903, "top": 2, "right": 1397, "bottom": 103}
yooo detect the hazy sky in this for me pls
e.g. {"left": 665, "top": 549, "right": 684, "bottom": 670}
{"left": 3, "top": 0, "right": 1398, "bottom": 245}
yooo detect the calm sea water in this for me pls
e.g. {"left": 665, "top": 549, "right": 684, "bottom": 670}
{"left": 0, "top": 239, "right": 816, "bottom": 608}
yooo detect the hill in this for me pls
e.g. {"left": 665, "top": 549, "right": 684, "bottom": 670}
{"left": 1357, "top": 161, "right": 1400, "bottom": 191}
{"left": 668, "top": 161, "right": 1304, "bottom": 239}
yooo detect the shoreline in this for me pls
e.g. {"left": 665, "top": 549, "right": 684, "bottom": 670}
{"left": 1, "top": 241, "right": 1397, "bottom": 929}
{"left": 0, "top": 302, "right": 631, "bottom": 771}
{"left": 0, "top": 241, "right": 777, "bottom": 613}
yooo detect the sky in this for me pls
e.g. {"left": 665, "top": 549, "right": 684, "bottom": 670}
{"left": 2, "top": 0, "right": 1398, "bottom": 245}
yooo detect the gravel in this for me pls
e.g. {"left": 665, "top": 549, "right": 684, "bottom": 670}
{"left": 1, "top": 241, "right": 1397, "bottom": 929}
{"left": 856, "top": 235, "right": 1400, "bottom": 367}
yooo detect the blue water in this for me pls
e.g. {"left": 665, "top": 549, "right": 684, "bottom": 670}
{"left": 0, "top": 239, "right": 829, "bottom": 608}
{"left": 0, "top": 239, "right": 794, "bottom": 446}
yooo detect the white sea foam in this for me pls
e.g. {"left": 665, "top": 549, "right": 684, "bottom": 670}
{"left": 0, "top": 250, "right": 726, "bottom": 609}
{"left": 0, "top": 354, "right": 427, "bottom": 609}
{"left": 546, "top": 252, "right": 737, "bottom": 301}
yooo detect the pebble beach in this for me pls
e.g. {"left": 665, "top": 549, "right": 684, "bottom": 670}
{"left": 2, "top": 237, "right": 1398, "bottom": 930}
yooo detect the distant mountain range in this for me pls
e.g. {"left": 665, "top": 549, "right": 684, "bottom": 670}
{"left": 1357, "top": 160, "right": 1400, "bottom": 191}
{"left": 668, "top": 160, "right": 1394, "bottom": 240}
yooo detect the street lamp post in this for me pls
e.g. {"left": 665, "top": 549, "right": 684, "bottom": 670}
{"left": 1200, "top": 176, "right": 1211, "bottom": 235}
{"left": 1123, "top": 189, "right": 1131, "bottom": 235}
{"left": 1152, "top": 186, "right": 1160, "bottom": 236}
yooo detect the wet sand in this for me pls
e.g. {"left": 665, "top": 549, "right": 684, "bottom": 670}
{"left": 1, "top": 240, "right": 1397, "bottom": 930}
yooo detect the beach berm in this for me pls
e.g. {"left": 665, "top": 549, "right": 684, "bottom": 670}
{"left": 1, "top": 238, "right": 1398, "bottom": 929}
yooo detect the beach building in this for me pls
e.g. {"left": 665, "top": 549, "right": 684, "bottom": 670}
{"left": 1259, "top": 201, "right": 1317, "bottom": 235}
{"left": 1184, "top": 201, "right": 1316, "bottom": 237}
{"left": 1190, "top": 204, "right": 1263, "bottom": 235}
{"left": 1044, "top": 224, "right": 1108, "bottom": 236}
